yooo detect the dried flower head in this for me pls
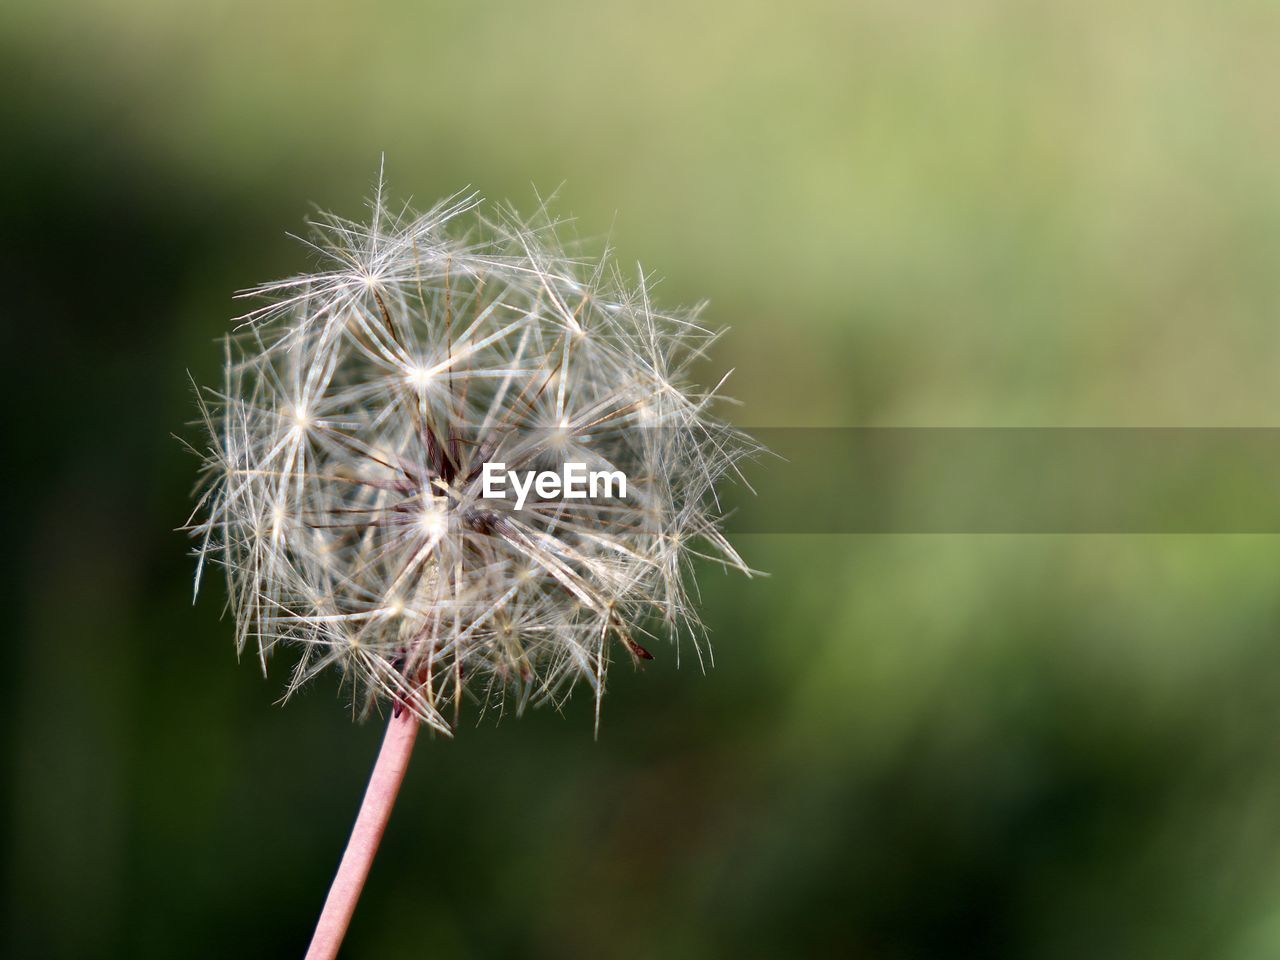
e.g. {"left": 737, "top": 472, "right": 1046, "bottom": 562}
{"left": 188, "top": 177, "right": 755, "bottom": 734}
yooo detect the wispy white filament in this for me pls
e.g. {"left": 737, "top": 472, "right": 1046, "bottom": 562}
{"left": 188, "top": 176, "right": 755, "bottom": 733}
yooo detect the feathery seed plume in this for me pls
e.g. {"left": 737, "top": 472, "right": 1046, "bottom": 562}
{"left": 188, "top": 176, "right": 755, "bottom": 734}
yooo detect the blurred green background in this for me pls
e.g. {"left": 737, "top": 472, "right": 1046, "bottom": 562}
{"left": 7, "top": 1, "right": 1280, "bottom": 957}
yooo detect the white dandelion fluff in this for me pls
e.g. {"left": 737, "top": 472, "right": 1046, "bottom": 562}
{"left": 188, "top": 176, "right": 756, "bottom": 736}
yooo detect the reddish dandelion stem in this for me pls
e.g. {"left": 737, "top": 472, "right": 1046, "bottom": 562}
{"left": 305, "top": 708, "right": 419, "bottom": 960}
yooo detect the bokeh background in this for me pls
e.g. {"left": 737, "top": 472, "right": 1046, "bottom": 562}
{"left": 7, "top": 1, "right": 1280, "bottom": 957}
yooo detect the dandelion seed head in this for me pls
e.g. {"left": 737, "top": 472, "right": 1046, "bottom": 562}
{"left": 188, "top": 175, "right": 757, "bottom": 734}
